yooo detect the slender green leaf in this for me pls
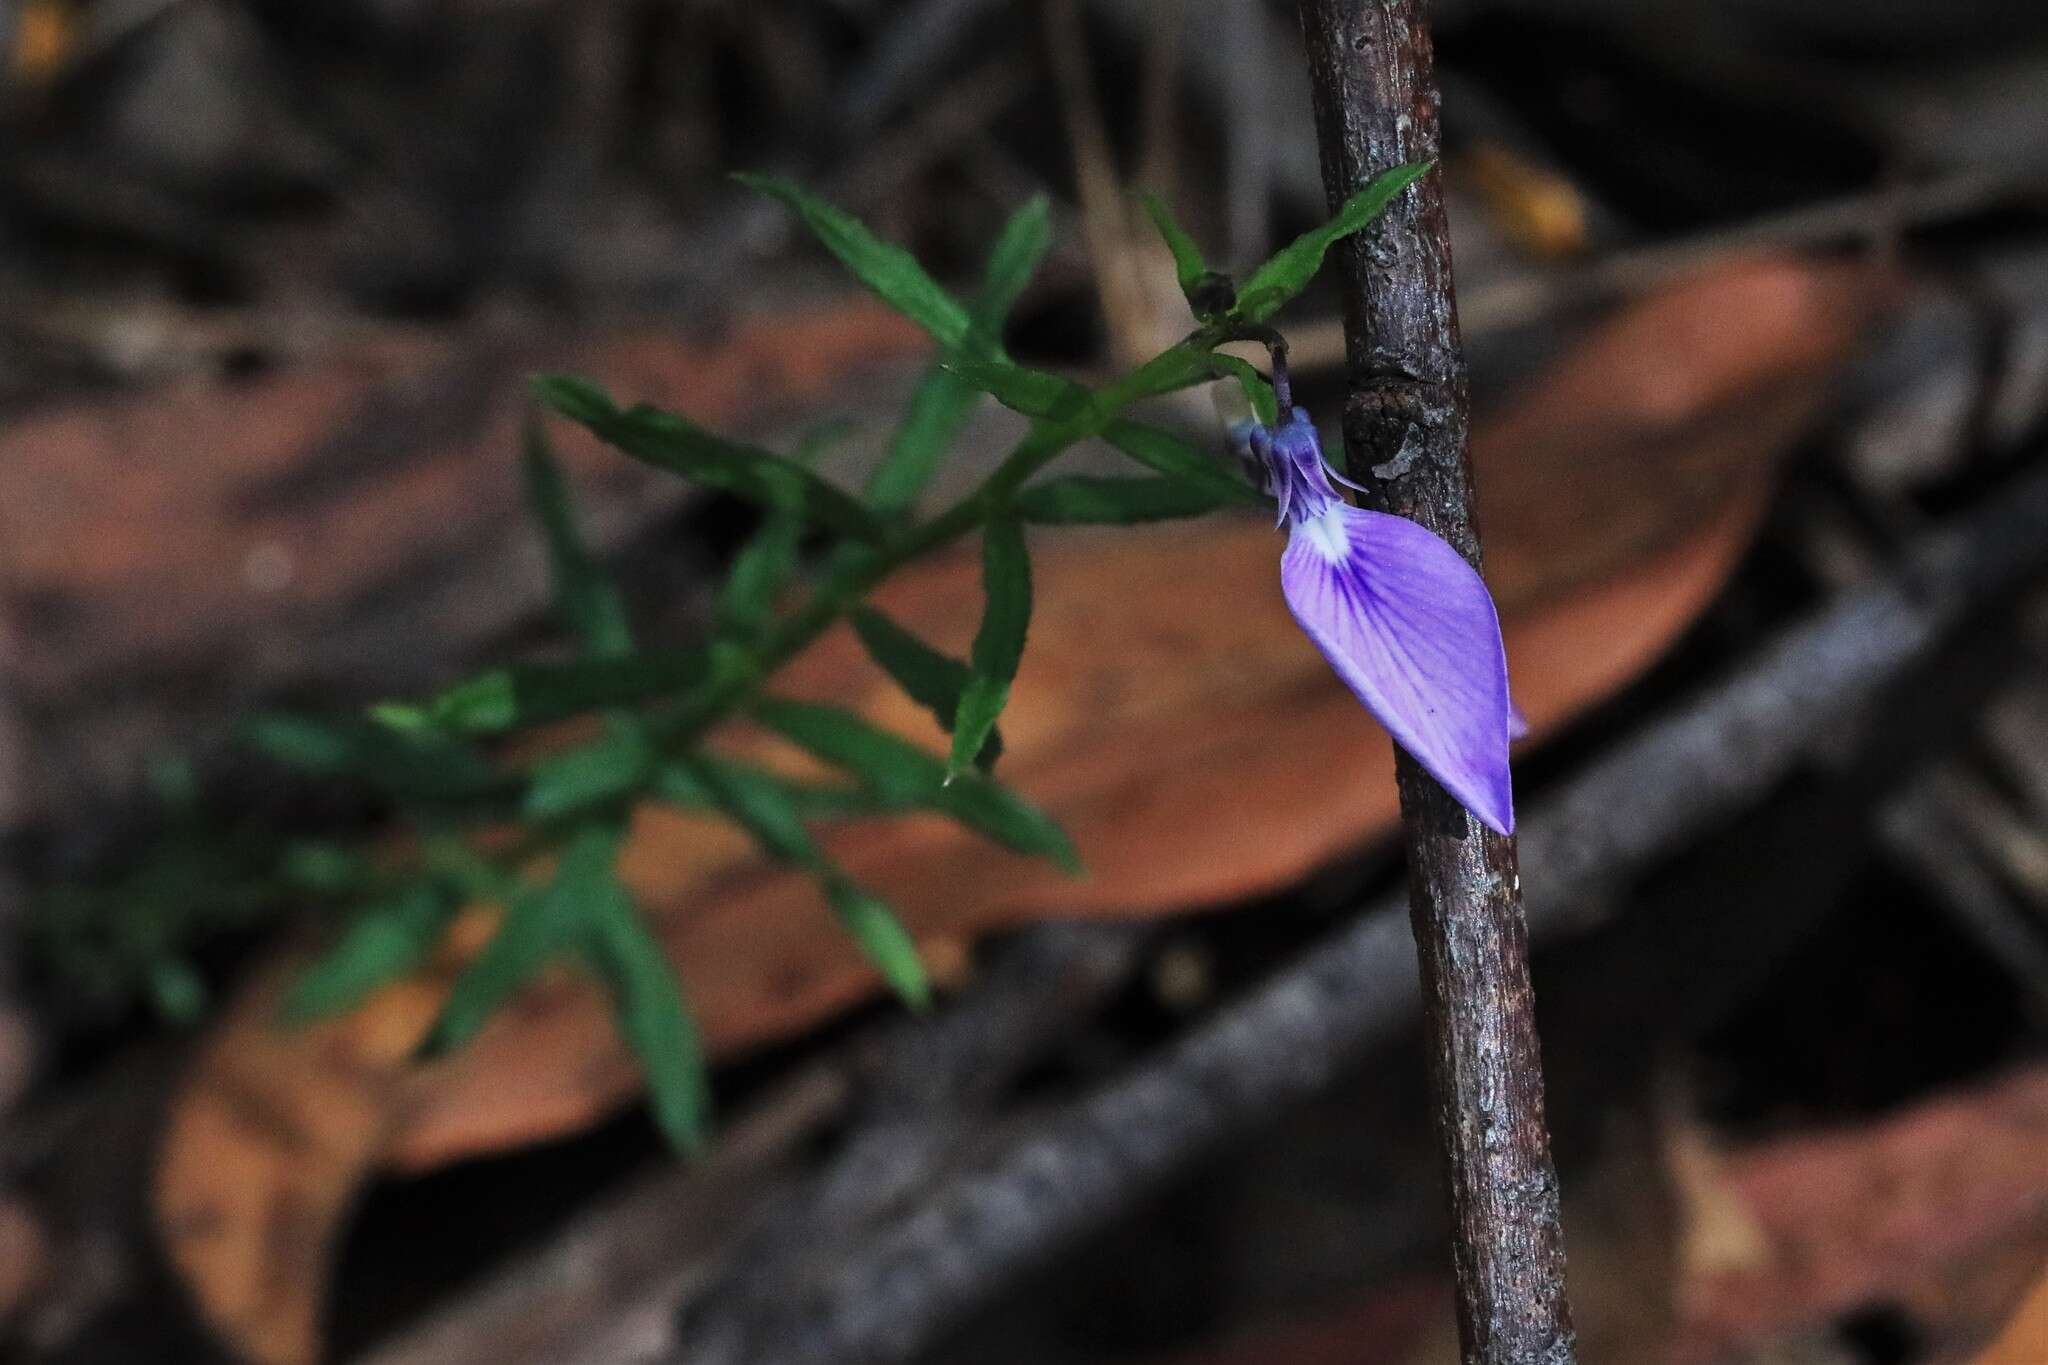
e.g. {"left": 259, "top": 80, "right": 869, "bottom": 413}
{"left": 949, "top": 516, "right": 1030, "bottom": 774}
{"left": 754, "top": 700, "right": 1078, "bottom": 870}
{"left": 679, "top": 755, "right": 818, "bottom": 863}
{"left": 522, "top": 414, "right": 634, "bottom": 658}
{"left": 1205, "top": 354, "right": 1280, "bottom": 427}
{"left": 584, "top": 887, "right": 710, "bottom": 1154}
{"left": 522, "top": 720, "right": 653, "bottom": 821}
{"left": 851, "top": 609, "right": 1002, "bottom": 769}
{"left": 1234, "top": 162, "right": 1431, "bottom": 322}
{"left": 672, "top": 757, "right": 931, "bottom": 1008}
{"left": 735, "top": 173, "right": 972, "bottom": 348}
{"left": 971, "top": 516, "right": 1031, "bottom": 681}
{"left": 528, "top": 374, "right": 613, "bottom": 425}
{"left": 1103, "top": 421, "right": 1264, "bottom": 505}
{"left": 718, "top": 418, "right": 841, "bottom": 639}
{"left": 389, "top": 648, "right": 711, "bottom": 736}
{"left": 1114, "top": 340, "right": 1221, "bottom": 403}
{"left": 423, "top": 822, "right": 623, "bottom": 1056}
{"left": 717, "top": 512, "right": 804, "bottom": 641}
{"left": 286, "top": 884, "right": 452, "bottom": 1022}
{"left": 939, "top": 356, "right": 1088, "bottom": 420}
{"left": 937, "top": 354, "right": 1261, "bottom": 508}
{"left": 865, "top": 196, "right": 1053, "bottom": 515}
{"left": 948, "top": 675, "right": 1009, "bottom": 778}
{"left": 978, "top": 194, "right": 1053, "bottom": 328}
{"left": 824, "top": 879, "right": 929, "bottom": 1009}
{"left": 866, "top": 373, "right": 979, "bottom": 518}
{"left": 1138, "top": 193, "right": 1237, "bottom": 317}
{"left": 753, "top": 700, "right": 937, "bottom": 806}
{"left": 1015, "top": 475, "right": 1234, "bottom": 524}
{"left": 1139, "top": 193, "right": 1209, "bottom": 298}
{"left": 531, "top": 376, "right": 885, "bottom": 544}
{"left": 936, "top": 771, "right": 1082, "bottom": 874}
{"left": 244, "top": 713, "right": 502, "bottom": 799}
{"left": 650, "top": 760, "right": 889, "bottom": 821}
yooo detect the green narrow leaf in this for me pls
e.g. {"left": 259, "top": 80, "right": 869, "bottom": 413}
{"left": 522, "top": 414, "right": 634, "bottom": 658}
{"left": 389, "top": 648, "right": 711, "bottom": 736}
{"left": 851, "top": 609, "right": 1002, "bottom": 770}
{"left": 866, "top": 374, "right": 980, "bottom": 519}
{"left": 522, "top": 720, "right": 653, "bottom": 821}
{"left": 860, "top": 196, "right": 1049, "bottom": 515}
{"left": 865, "top": 196, "right": 1054, "bottom": 516}
{"left": 755, "top": 699, "right": 1078, "bottom": 870}
{"left": 1140, "top": 193, "right": 1208, "bottom": 297}
{"left": 948, "top": 675, "right": 1009, "bottom": 779}
{"left": 935, "top": 352, "right": 1260, "bottom": 506}
{"left": 1205, "top": 354, "right": 1281, "bottom": 428}
{"left": 529, "top": 374, "right": 613, "bottom": 425}
{"left": 585, "top": 890, "right": 711, "bottom": 1154}
{"left": 824, "top": 879, "right": 930, "bottom": 1009}
{"left": 1138, "top": 192, "right": 1237, "bottom": 318}
{"left": 939, "top": 357, "right": 1089, "bottom": 420}
{"left": 286, "top": 884, "right": 453, "bottom": 1022}
{"left": 977, "top": 194, "right": 1054, "bottom": 332}
{"left": 717, "top": 513, "right": 804, "bottom": 642}
{"left": 650, "top": 760, "right": 888, "bottom": 821}
{"left": 1114, "top": 340, "right": 1224, "bottom": 403}
{"left": 936, "top": 773, "right": 1082, "bottom": 874}
{"left": 752, "top": 700, "right": 935, "bottom": 806}
{"left": 423, "top": 822, "right": 623, "bottom": 1056}
{"left": 950, "top": 516, "right": 1030, "bottom": 775}
{"left": 1234, "top": 161, "right": 1431, "bottom": 322}
{"left": 735, "top": 172, "right": 972, "bottom": 348}
{"left": 970, "top": 515, "right": 1032, "bottom": 681}
{"left": 1015, "top": 475, "right": 1234, "bottom": 525}
{"left": 678, "top": 756, "right": 931, "bottom": 1008}
{"left": 718, "top": 416, "right": 841, "bottom": 640}
{"left": 243, "top": 713, "right": 503, "bottom": 800}
{"left": 1103, "top": 421, "right": 1264, "bottom": 506}
{"left": 531, "top": 376, "right": 885, "bottom": 545}
{"left": 680, "top": 756, "right": 819, "bottom": 864}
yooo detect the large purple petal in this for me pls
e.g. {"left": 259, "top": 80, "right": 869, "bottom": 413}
{"left": 1281, "top": 503, "right": 1515, "bottom": 835}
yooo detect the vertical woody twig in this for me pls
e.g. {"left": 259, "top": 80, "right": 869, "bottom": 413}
{"left": 1294, "top": 4, "right": 1578, "bottom": 1363}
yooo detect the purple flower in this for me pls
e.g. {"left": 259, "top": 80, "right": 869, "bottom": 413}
{"left": 1241, "top": 408, "right": 1516, "bottom": 836}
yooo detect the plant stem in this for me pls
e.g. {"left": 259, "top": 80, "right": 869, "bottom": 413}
{"left": 1294, "top": 3, "right": 1577, "bottom": 1362}
{"left": 646, "top": 396, "right": 1122, "bottom": 751}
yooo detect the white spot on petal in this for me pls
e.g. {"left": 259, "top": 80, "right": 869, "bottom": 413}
{"left": 1297, "top": 504, "right": 1351, "bottom": 563}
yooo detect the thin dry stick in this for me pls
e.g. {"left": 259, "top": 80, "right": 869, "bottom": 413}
{"left": 1294, "top": 3, "right": 1577, "bottom": 1362}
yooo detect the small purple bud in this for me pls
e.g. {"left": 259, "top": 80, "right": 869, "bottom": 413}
{"left": 1247, "top": 408, "right": 1516, "bottom": 835}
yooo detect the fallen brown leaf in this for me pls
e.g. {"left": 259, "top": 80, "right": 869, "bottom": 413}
{"left": 1679, "top": 1067, "right": 2048, "bottom": 1362}
{"left": 0, "top": 296, "right": 930, "bottom": 830}
{"left": 1971, "top": 1261, "right": 2048, "bottom": 1365}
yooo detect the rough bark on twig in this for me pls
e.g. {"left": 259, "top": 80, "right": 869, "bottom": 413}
{"left": 1294, "top": 2, "right": 1576, "bottom": 1360}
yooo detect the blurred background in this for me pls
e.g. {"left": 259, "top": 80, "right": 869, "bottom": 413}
{"left": 3, "top": 0, "right": 2048, "bottom": 1362}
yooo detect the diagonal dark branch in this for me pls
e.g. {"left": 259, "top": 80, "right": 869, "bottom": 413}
{"left": 661, "top": 457, "right": 2048, "bottom": 1365}
{"left": 1294, "top": 3, "right": 1574, "bottom": 1359}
